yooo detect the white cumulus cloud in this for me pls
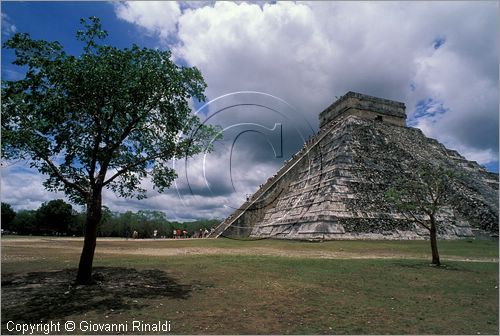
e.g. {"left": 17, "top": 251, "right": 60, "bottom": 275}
{"left": 106, "top": 0, "right": 499, "bottom": 219}
{"left": 1, "top": 13, "right": 17, "bottom": 37}
{"left": 114, "top": 1, "right": 181, "bottom": 40}
{"left": 3, "top": 1, "right": 497, "bottom": 221}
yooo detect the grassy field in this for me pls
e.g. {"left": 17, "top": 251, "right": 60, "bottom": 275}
{"left": 1, "top": 237, "right": 498, "bottom": 334}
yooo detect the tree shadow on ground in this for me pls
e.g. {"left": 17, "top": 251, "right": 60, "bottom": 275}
{"left": 1, "top": 267, "right": 193, "bottom": 324}
{"left": 393, "top": 261, "right": 475, "bottom": 272}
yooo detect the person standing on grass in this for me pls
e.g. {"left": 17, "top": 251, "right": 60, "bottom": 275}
{"left": 177, "top": 229, "right": 181, "bottom": 239}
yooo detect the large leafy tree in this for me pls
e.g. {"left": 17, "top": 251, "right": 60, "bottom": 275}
{"left": 385, "top": 164, "right": 458, "bottom": 266}
{"left": 36, "top": 199, "right": 74, "bottom": 234}
{"left": 2, "top": 17, "right": 219, "bottom": 284}
{"left": 11, "top": 210, "right": 37, "bottom": 234}
{"left": 1, "top": 202, "right": 16, "bottom": 231}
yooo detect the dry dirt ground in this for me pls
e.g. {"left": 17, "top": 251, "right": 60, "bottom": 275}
{"left": 2, "top": 267, "right": 194, "bottom": 326}
{"left": 2, "top": 237, "right": 498, "bottom": 334}
{"left": 2, "top": 237, "right": 497, "bottom": 262}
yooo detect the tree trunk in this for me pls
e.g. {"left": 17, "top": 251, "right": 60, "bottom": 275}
{"left": 76, "top": 188, "right": 102, "bottom": 284}
{"left": 429, "top": 215, "right": 441, "bottom": 266}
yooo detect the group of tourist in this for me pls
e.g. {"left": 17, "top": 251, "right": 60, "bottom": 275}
{"left": 172, "top": 229, "right": 188, "bottom": 239}
{"left": 172, "top": 228, "right": 212, "bottom": 239}
{"left": 196, "top": 228, "right": 211, "bottom": 238}
{"left": 128, "top": 228, "right": 213, "bottom": 239}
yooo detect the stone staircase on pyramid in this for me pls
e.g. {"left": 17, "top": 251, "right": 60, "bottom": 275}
{"left": 208, "top": 114, "right": 342, "bottom": 238}
{"left": 209, "top": 92, "right": 498, "bottom": 240}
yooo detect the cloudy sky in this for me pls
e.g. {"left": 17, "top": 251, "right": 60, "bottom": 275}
{"left": 1, "top": 1, "right": 498, "bottom": 221}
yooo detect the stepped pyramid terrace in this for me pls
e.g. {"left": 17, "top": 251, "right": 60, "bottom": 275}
{"left": 209, "top": 92, "right": 498, "bottom": 240}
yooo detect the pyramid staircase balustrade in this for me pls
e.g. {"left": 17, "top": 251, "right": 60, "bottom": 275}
{"left": 208, "top": 117, "right": 342, "bottom": 238}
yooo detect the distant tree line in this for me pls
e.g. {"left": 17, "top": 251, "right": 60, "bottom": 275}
{"left": 1, "top": 200, "right": 219, "bottom": 238}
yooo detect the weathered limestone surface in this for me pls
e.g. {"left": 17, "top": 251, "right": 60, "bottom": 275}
{"left": 210, "top": 92, "right": 498, "bottom": 240}
{"left": 319, "top": 91, "right": 406, "bottom": 127}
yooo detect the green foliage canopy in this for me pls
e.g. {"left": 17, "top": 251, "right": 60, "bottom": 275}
{"left": 6, "top": 202, "right": 218, "bottom": 238}
{"left": 1, "top": 17, "right": 218, "bottom": 205}
{"left": 1, "top": 203, "right": 16, "bottom": 230}
{"left": 11, "top": 210, "right": 37, "bottom": 234}
{"left": 385, "top": 164, "right": 458, "bottom": 230}
{"left": 36, "top": 199, "right": 73, "bottom": 234}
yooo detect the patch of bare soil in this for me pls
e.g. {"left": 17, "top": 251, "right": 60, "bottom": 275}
{"left": 1, "top": 267, "right": 203, "bottom": 330}
{"left": 97, "top": 246, "right": 498, "bottom": 262}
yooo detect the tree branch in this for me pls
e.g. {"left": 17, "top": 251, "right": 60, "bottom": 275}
{"left": 88, "top": 105, "right": 104, "bottom": 186}
{"left": 37, "top": 150, "right": 88, "bottom": 197}
{"left": 102, "top": 150, "right": 168, "bottom": 187}
{"left": 406, "top": 210, "right": 430, "bottom": 231}
{"left": 99, "top": 97, "right": 162, "bottom": 184}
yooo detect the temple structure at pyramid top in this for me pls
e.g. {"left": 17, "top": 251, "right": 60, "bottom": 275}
{"left": 209, "top": 91, "right": 498, "bottom": 241}
{"left": 319, "top": 91, "right": 406, "bottom": 127}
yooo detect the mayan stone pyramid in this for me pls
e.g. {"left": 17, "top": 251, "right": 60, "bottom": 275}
{"left": 210, "top": 92, "right": 498, "bottom": 240}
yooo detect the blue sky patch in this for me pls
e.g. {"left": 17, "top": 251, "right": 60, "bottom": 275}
{"left": 433, "top": 35, "right": 446, "bottom": 49}
{"left": 1, "top": 1, "right": 497, "bottom": 216}
{"left": 408, "top": 97, "right": 448, "bottom": 127}
{"left": 483, "top": 161, "right": 499, "bottom": 173}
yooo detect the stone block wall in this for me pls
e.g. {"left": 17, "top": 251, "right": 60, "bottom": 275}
{"left": 319, "top": 91, "right": 406, "bottom": 128}
{"left": 214, "top": 92, "right": 498, "bottom": 240}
